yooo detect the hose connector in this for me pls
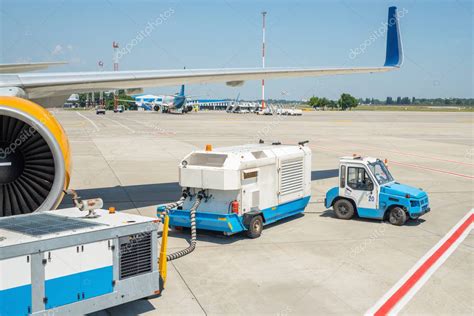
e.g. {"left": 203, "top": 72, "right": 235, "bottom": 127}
{"left": 64, "top": 189, "right": 103, "bottom": 218}
{"left": 182, "top": 187, "right": 191, "bottom": 199}
{"left": 166, "top": 189, "right": 203, "bottom": 261}
{"left": 197, "top": 190, "right": 205, "bottom": 200}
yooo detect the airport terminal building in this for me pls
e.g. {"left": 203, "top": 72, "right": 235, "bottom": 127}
{"left": 187, "top": 99, "right": 231, "bottom": 110}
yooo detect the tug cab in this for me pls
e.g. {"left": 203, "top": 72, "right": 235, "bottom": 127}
{"left": 325, "top": 156, "right": 430, "bottom": 226}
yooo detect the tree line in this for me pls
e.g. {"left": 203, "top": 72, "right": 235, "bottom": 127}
{"left": 78, "top": 91, "right": 135, "bottom": 110}
{"left": 306, "top": 94, "right": 474, "bottom": 110}
{"left": 307, "top": 93, "right": 358, "bottom": 110}
{"left": 360, "top": 97, "right": 474, "bottom": 106}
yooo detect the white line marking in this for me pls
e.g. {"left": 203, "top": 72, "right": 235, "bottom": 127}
{"left": 0, "top": 162, "right": 12, "bottom": 167}
{"left": 76, "top": 112, "right": 100, "bottom": 132}
{"left": 101, "top": 117, "right": 135, "bottom": 133}
{"left": 366, "top": 209, "right": 474, "bottom": 315}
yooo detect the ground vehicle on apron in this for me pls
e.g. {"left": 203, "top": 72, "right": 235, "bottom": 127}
{"left": 325, "top": 156, "right": 430, "bottom": 226}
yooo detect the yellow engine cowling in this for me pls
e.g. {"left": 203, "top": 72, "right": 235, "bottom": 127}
{"left": 0, "top": 96, "right": 71, "bottom": 216}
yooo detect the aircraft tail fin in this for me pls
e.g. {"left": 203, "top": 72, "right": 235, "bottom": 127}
{"left": 384, "top": 6, "right": 403, "bottom": 67}
{"left": 179, "top": 85, "right": 185, "bottom": 97}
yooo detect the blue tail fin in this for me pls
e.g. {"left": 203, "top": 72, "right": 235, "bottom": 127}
{"left": 384, "top": 6, "right": 403, "bottom": 67}
{"left": 179, "top": 66, "right": 186, "bottom": 96}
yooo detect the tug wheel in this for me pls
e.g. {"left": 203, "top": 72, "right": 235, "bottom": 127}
{"left": 333, "top": 199, "right": 354, "bottom": 220}
{"left": 389, "top": 207, "right": 407, "bottom": 226}
{"left": 246, "top": 215, "right": 263, "bottom": 238}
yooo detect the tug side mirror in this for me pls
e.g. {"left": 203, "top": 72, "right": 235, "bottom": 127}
{"left": 367, "top": 182, "right": 374, "bottom": 192}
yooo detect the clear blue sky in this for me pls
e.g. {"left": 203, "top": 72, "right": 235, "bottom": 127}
{"left": 1, "top": 0, "right": 472, "bottom": 100}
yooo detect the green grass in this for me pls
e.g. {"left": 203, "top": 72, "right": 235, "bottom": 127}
{"left": 353, "top": 105, "right": 474, "bottom": 112}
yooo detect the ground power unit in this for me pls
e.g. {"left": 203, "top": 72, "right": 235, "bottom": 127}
{"left": 167, "top": 142, "right": 312, "bottom": 238}
{"left": 0, "top": 208, "right": 162, "bottom": 315}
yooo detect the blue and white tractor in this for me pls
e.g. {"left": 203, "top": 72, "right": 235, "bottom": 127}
{"left": 325, "top": 156, "right": 430, "bottom": 226}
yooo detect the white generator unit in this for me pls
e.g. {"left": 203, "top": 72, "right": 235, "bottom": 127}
{"left": 0, "top": 208, "right": 162, "bottom": 315}
{"left": 167, "top": 141, "right": 312, "bottom": 238}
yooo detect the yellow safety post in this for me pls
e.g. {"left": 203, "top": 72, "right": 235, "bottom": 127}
{"left": 159, "top": 215, "right": 170, "bottom": 289}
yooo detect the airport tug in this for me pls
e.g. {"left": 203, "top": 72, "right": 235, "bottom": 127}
{"left": 325, "top": 156, "right": 430, "bottom": 226}
{"left": 160, "top": 141, "right": 312, "bottom": 238}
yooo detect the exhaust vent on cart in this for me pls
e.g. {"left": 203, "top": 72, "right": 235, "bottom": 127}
{"left": 280, "top": 158, "right": 304, "bottom": 196}
{"left": 119, "top": 232, "right": 153, "bottom": 279}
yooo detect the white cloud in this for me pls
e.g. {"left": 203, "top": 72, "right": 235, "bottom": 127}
{"left": 51, "top": 44, "right": 63, "bottom": 55}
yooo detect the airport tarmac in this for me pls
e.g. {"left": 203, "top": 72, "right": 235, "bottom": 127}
{"left": 56, "top": 109, "right": 473, "bottom": 315}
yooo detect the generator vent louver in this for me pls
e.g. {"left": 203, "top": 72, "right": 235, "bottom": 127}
{"left": 280, "top": 158, "right": 304, "bottom": 196}
{"left": 0, "top": 115, "right": 55, "bottom": 217}
{"left": 119, "top": 232, "right": 153, "bottom": 279}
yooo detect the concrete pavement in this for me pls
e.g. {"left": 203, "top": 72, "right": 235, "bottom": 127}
{"left": 57, "top": 109, "right": 473, "bottom": 315}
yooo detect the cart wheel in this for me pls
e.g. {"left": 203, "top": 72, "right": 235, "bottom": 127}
{"left": 333, "top": 199, "right": 354, "bottom": 219}
{"left": 389, "top": 207, "right": 407, "bottom": 226}
{"left": 246, "top": 215, "right": 263, "bottom": 239}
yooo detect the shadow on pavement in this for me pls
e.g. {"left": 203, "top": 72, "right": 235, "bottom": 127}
{"left": 61, "top": 169, "right": 337, "bottom": 210}
{"left": 320, "top": 209, "right": 425, "bottom": 226}
{"left": 311, "top": 169, "right": 338, "bottom": 181}
{"left": 59, "top": 182, "right": 182, "bottom": 210}
{"left": 165, "top": 213, "right": 306, "bottom": 245}
{"left": 100, "top": 297, "right": 156, "bottom": 316}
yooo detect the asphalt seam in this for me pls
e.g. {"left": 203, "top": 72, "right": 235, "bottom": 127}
{"left": 171, "top": 261, "right": 208, "bottom": 316}
{"left": 84, "top": 113, "right": 143, "bottom": 215}
{"left": 164, "top": 234, "right": 439, "bottom": 249}
{"left": 99, "top": 116, "right": 136, "bottom": 133}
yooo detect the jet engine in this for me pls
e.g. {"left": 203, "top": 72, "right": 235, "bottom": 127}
{"left": 0, "top": 96, "right": 71, "bottom": 217}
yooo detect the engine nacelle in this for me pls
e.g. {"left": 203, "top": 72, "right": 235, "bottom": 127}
{"left": 0, "top": 96, "right": 71, "bottom": 217}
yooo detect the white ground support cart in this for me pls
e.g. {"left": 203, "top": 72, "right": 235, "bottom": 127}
{"left": 166, "top": 141, "right": 312, "bottom": 238}
{"left": 0, "top": 208, "right": 165, "bottom": 315}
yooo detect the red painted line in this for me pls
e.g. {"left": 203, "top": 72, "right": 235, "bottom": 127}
{"left": 374, "top": 213, "right": 474, "bottom": 316}
{"left": 312, "top": 144, "right": 474, "bottom": 180}
{"left": 390, "top": 161, "right": 474, "bottom": 179}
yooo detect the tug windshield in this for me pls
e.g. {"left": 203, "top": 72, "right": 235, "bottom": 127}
{"left": 368, "top": 160, "right": 394, "bottom": 185}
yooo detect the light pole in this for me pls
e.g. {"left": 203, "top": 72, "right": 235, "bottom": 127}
{"left": 261, "top": 11, "right": 266, "bottom": 111}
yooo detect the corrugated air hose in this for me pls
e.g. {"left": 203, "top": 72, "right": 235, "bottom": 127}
{"left": 159, "top": 190, "right": 203, "bottom": 261}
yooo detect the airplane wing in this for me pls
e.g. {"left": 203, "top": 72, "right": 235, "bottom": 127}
{"left": 0, "top": 61, "right": 67, "bottom": 74}
{"left": 0, "top": 7, "right": 402, "bottom": 100}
